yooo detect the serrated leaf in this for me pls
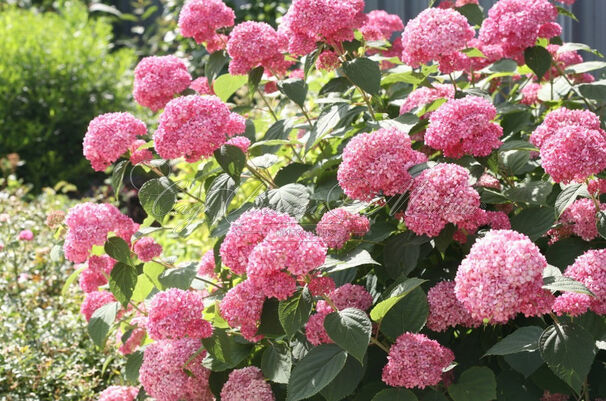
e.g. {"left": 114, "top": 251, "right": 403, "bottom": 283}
{"left": 372, "top": 388, "right": 418, "bottom": 401}
{"left": 321, "top": 249, "right": 380, "bottom": 273}
{"left": 125, "top": 350, "right": 144, "bottom": 384}
{"left": 320, "top": 354, "right": 366, "bottom": 401}
{"left": 342, "top": 58, "right": 381, "bottom": 95}
{"left": 248, "top": 66, "right": 264, "bottom": 97}
{"left": 109, "top": 262, "right": 138, "bottom": 307}
{"left": 104, "top": 236, "right": 132, "bottom": 264}
{"left": 214, "top": 145, "right": 245, "bottom": 183}
{"left": 524, "top": 46, "right": 553, "bottom": 80}
{"left": 555, "top": 183, "right": 590, "bottom": 217}
{"left": 456, "top": 3, "right": 484, "bottom": 26}
{"left": 565, "top": 61, "right": 606, "bottom": 74}
{"left": 202, "top": 328, "right": 251, "bottom": 371}
{"left": 205, "top": 51, "right": 227, "bottom": 82}
{"left": 485, "top": 326, "right": 543, "bottom": 356}
{"left": 205, "top": 173, "right": 237, "bottom": 225}
{"left": 504, "top": 181, "right": 552, "bottom": 205}
{"left": 278, "top": 289, "right": 312, "bottom": 337}
{"left": 380, "top": 287, "right": 428, "bottom": 340}
{"left": 448, "top": 367, "right": 497, "bottom": 401}
{"left": 214, "top": 73, "right": 247, "bottom": 102}
{"left": 278, "top": 79, "right": 309, "bottom": 107}
{"left": 510, "top": 206, "right": 555, "bottom": 240}
{"left": 324, "top": 308, "right": 372, "bottom": 364}
{"left": 158, "top": 263, "right": 197, "bottom": 290}
{"left": 261, "top": 343, "right": 292, "bottom": 384}
{"left": 255, "top": 183, "right": 310, "bottom": 220}
{"left": 111, "top": 160, "right": 128, "bottom": 198}
{"left": 370, "top": 278, "right": 427, "bottom": 322}
{"left": 88, "top": 302, "right": 119, "bottom": 347}
{"left": 139, "top": 177, "right": 177, "bottom": 223}
{"left": 543, "top": 276, "right": 594, "bottom": 296}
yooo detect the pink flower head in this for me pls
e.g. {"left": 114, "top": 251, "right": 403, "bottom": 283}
{"left": 80, "top": 290, "right": 116, "bottom": 321}
{"left": 427, "top": 281, "right": 481, "bottom": 332}
{"left": 134, "top": 56, "right": 192, "bottom": 112}
{"left": 118, "top": 317, "right": 147, "bottom": 355}
{"left": 98, "top": 385, "right": 139, "bottom": 401}
{"left": 455, "top": 230, "right": 554, "bottom": 323}
{"left": 476, "top": 173, "right": 501, "bottom": 190}
{"left": 425, "top": 96, "right": 503, "bottom": 158}
{"left": 361, "top": 10, "right": 404, "bottom": 41}
{"left": 18, "top": 229, "right": 33, "bottom": 241}
{"left": 220, "top": 279, "right": 266, "bottom": 342}
{"left": 316, "top": 208, "right": 370, "bottom": 249}
{"left": 560, "top": 198, "right": 606, "bottom": 241}
{"left": 220, "top": 208, "right": 298, "bottom": 275}
{"left": 227, "top": 21, "right": 292, "bottom": 76}
{"left": 553, "top": 249, "right": 606, "bottom": 316}
{"left": 226, "top": 136, "right": 251, "bottom": 153}
{"left": 64, "top": 203, "right": 138, "bottom": 263}
{"left": 530, "top": 108, "right": 606, "bottom": 183}
{"left": 279, "top": 0, "right": 366, "bottom": 55}
{"left": 316, "top": 50, "right": 341, "bottom": 72}
{"left": 220, "top": 367, "right": 275, "bottom": 401}
{"left": 588, "top": 178, "right": 606, "bottom": 196}
{"left": 190, "top": 76, "right": 214, "bottom": 95}
{"left": 307, "top": 274, "right": 336, "bottom": 297}
{"left": 178, "top": 0, "right": 235, "bottom": 50}
{"left": 382, "top": 333, "right": 455, "bottom": 389}
{"left": 139, "top": 338, "right": 214, "bottom": 401}
{"left": 404, "top": 164, "right": 481, "bottom": 237}
{"left": 478, "top": 0, "right": 560, "bottom": 62}
{"left": 154, "top": 95, "right": 246, "bottom": 163}
{"left": 147, "top": 288, "right": 212, "bottom": 340}
{"left": 134, "top": 237, "right": 163, "bottom": 262}
{"left": 400, "top": 8, "right": 474, "bottom": 68}
{"left": 79, "top": 267, "right": 108, "bottom": 293}
{"left": 521, "top": 83, "right": 542, "bottom": 105}
{"left": 83, "top": 113, "right": 147, "bottom": 171}
{"left": 129, "top": 139, "right": 154, "bottom": 166}
{"left": 198, "top": 250, "right": 217, "bottom": 278}
{"left": 439, "top": 0, "right": 479, "bottom": 7}
{"left": 541, "top": 391, "right": 570, "bottom": 401}
{"left": 399, "top": 84, "right": 455, "bottom": 116}
{"left": 337, "top": 128, "right": 427, "bottom": 201}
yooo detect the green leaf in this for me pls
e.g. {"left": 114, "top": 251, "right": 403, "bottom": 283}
{"left": 456, "top": 4, "right": 484, "bottom": 26}
{"left": 448, "top": 367, "right": 497, "bottom": 401}
{"left": 504, "top": 351, "right": 544, "bottom": 378}
{"left": 61, "top": 266, "right": 86, "bottom": 296}
{"left": 597, "top": 210, "right": 606, "bottom": 240}
{"left": 324, "top": 308, "right": 372, "bottom": 364}
{"left": 214, "top": 145, "right": 245, "bottom": 183}
{"left": 278, "top": 79, "right": 309, "bottom": 107}
{"left": 371, "top": 388, "right": 418, "bottom": 401}
{"left": 259, "top": 298, "right": 286, "bottom": 337}
{"left": 139, "top": 177, "right": 177, "bottom": 223}
{"left": 274, "top": 163, "right": 311, "bottom": 186}
{"left": 499, "top": 150, "right": 530, "bottom": 176}
{"left": 342, "top": 58, "right": 381, "bottom": 95}
{"left": 380, "top": 287, "right": 428, "bottom": 340}
{"left": 261, "top": 343, "right": 292, "bottom": 384}
{"left": 504, "top": 181, "right": 552, "bottom": 205}
{"left": 278, "top": 288, "right": 313, "bottom": 337}
{"left": 321, "top": 249, "right": 380, "bottom": 273}
{"left": 286, "top": 344, "right": 348, "bottom": 401}
{"left": 555, "top": 183, "right": 590, "bottom": 217}
{"left": 111, "top": 160, "right": 128, "bottom": 198}
{"left": 319, "top": 77, "right": 352, "bottom": 95}
{"left": 248, "top": 66, "right": 264, "bottom": 97}
{"left": 109, "top": 262, "right": 138, "bottom": 307}
{"left": 104, "top": 236, "right": 132, "bottom": 264}
{"left": 485, "top": 326, "right": 543, "bottom": 356}
{"left": 510, "top": 206, "right": 555, "bottom": 240}
{"left": 539, "top": 324, "right": 596, "bottom": 394}
{"left": 370, "top": 278, "right": 427, "bottom": 322}
{"left": 460, "top": 47, "right": 485, "bottom": 58}
{"left": 88, "top": 302, "right": 119, "bottom": 347}
{"left": 158, "top": 263, "right": 197, "bottom": 290}
{"left": 213, "top": 73, "right": 247, "bottom": 102}
{"left": 543, "top": 276, "right": 594, "bottom": 296}
{"left": 565, "top": 61, "right": 606, "bottom": 74}
{"left": 578, "top": 81, "right": 606, "bottom": 102}
{"left": 202, "top": 328, "right": 251, "bottom": 371}
{"left": 320, "top": 353, "right": 366, "bottom": 401}
{"left": 125, "top": 350, "right": 144, "bottom": 384}
{"left": 205, "top": 173, "right": 237, "bottom": 225}
{"left": 255, "top": 183, "right": 310, "bottom": 220}
{"left": 524, "top": 46, "right": 553, "bottom": 80}
{"left": 383, "top": 233, "right": 428, "bottom": 279}
{"left": 205, "top": 51, "right": 227, "bottom": 82}
{"left": 556, "top": 6, "right": 578, "bottom": 21}
{"left": 381, "top": 67, "right": 426, "bottom": 85}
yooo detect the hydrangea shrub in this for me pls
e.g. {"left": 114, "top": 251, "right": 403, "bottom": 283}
{"left": 58, "top": 0, "right": 606, "bottom": 400}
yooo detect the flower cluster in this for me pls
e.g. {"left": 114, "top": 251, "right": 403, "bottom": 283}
{"left": 427, "top": 281, "right": 480, "bottom": 332}
{"left": 134, "top": 237, "right": 163, "bottom": 262}
{"left": 98, "top": 386, "right": 139, "bottom": 401}
{"left": 337, "top": 128, "right": 427, "bottom": 201}
{"left": 118, "top": 316, "right": 147, "bottom": 355}
{"left": 220, "top": 367, "right": 275, "bottom": 401}
{"left": 154, "top": 95, "right": 246, "bottom": 163}
{"left": 316, "top": 208, "right": 370, "bottom": 249}
{"left": 360, "top": 10, "right": 404, "bottom": 41}
{"left": 425, "top": 96, "right": 503, "bottom": 158}
{"left": 559, "top": 198, "right": 605, "bottom": 241}
{"left": 147, "top": 288, "right": 212, "bottom": 340}
{"left": 220, "top": 280, "right": 266, "bottom": 341}
{"left": 178, "top": 0, "right": 235, "bottom": 52}
{"left": 133, "top": 56, "right": 192, "bottom": 112}
{"left": 382, "top": 333, "right": 455, "bottom": 389}
{"left": 80, "top": 290, "right": 116, "bottom": 321}
{"left": 79, "top": 255, "right": 115, "bottom": 293}
{"left": 521, "top": 83, "right": 542, "bottom": 105}
{"left": 399, "top": 84, "right": 455, "bottom": 116}
{"left": 455, "top": 230, "right": 554, "bottom": 323}
{"left": 198, "top": 250, "right": 217, "bottom": 278}
{"left": 129, "top": 139, "right": 154, "bottom": 166}
{"left": 83, "top": 112, "right": 147, "bottom": 171}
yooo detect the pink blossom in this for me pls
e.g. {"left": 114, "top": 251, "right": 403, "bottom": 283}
{"left": 541, "top": 391, "right": 570, "bottom": 401}
{"left": 198, "top": 250, "right": 217, "bottom": 278}
{"left": 227, "top": 22, "right": 292, "bottom": 76}
{"left": 307, "top": 275, "right": 336, "bottom": 297}
{"left": 455, "top": 230, "right": 554, "bottom": 323}
{"left": 79, "top": 267, "right": 107, "bottom": 293}
{"left": 560, "top": 198, "right": 605, "bottom": 241}
{"left": 316, "top": 50, "right": 341, "bottom": 72}
{"left": 98, "top": 386, "right": 139, "bottom": 401}
{"left": 399, "top": 84, "right": 455, "bottom": 116}
{"left": 133, "top": 56, "right": 192, "bottom": 112}
{"left": 80, "top": 291, "right": 116, "bottom": 321}
{"left": 134, "top": 237, "right": 163, "bottom": 262}
{"left": 147, "top": 288, "right": 212, "bottom": 340}
{"left": 220, "top": 367, "right": 275, "bottom": 401}
{"left": 361, "top": 10, "right": 404, "bottom": 41}
{"left": 382, "top": 333, "right": 455, "bottom": 389}
{"left": 178, "top": 0, "right": 235, "bottom": 51}
{"left": 118, "top": 317, "right": 147, "bottom": 355}
{"left": 83, "top": 113, "right": 147, "bottom": 171}
{"left": 556, "top": 0, "right": 575, "bottom": 4}
{"left": 425, "top": 96, "right": 503, "bottom": 158}
{"left": 129, "top": 139, "right": 153, "bottom": 166}
{"left": 588, "top": 178, "right": 606, "bottom": 196}
{"left": 476, "top": 173, "right": 501, "bottom": 190}
{"left": 521, "top": 83, "right": 542, "bottom": 105}
{"left": 18, "top": 229, "right": 33, "bottom": 241}
{"left": 190, "top": 76, "right": 214, "bottom": 95}
{"left": 220, "top": 279, "right": 266, "bottom": 342}
{"left": 337, "top": 128, "right": 427, "bottom": 201}
{"left": 226, "top": 136, "right": 251, "bottom": 153}
{"left": 316, "top": 208, "right": 370, "bottom": 249}
{"left": 305, "top": 310, "right": 333, "bottom": 345}
{"left": 427, "top": 281, "right": 481, "bottom": 332}
{"left": 139, "top": 338, "right": 214, "bottom": 401}
{"left": 154, "top": 95, "right": 246, "bottom": 163}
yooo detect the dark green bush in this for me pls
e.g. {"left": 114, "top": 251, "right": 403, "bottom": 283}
{"left": 0, "top": 3, "right": 134, "bottom": 191}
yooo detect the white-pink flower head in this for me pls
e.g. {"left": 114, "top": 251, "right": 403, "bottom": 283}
{"left": 316, "top": 208, "right": 370, "bottom": 249}
{"left": 147, "top": 288, "right": 212, "bottom": 340}
{"left": 220, "top": 279, "right": 266, "bottom": 342}
{"left": 98, "top": 385, "right": 139, "bottom": 401}
{"left": 399, "top": 84, "right": 455, "bottom": 116}
{"left": 361, "top": 10, "right": 404, "bottom": 41}
{"left": 80, "top": 290, "right": 116, "bottom": 321}
{"left": 133, "top": 56, "right": 192, "bottom": 112}
{"left": 178, "top": 0, "right": 235, "bottom": 51}
{"left": 220, "top": 367, "right": 275, "bottom": 401}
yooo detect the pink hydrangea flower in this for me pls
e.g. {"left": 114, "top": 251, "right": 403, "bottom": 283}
{"left": 220, "top": 279, "right": 266, "bottom": 342}
{"left": 439, "top": 0, "right": 479, "bottom": 7}
{"left": 80, "top": 290, "right": 116, "bottom": 321}
{"left": 427, "top": 281, "right": 481, "bottom": 332}
{"left": 476, "top": 173, "right": 501, "bottom": 190}
{"left": 154, "top": 95, "right": 246, "bottom": 163}
{"left": 521, "top": 83, "right": 542, "bottom": 105}
{"left": 220, "top": 367, "right": 275, "bottom": 401}
{"left": 307, "top": 274, "right": 336, "bottom": 297}
{"left": 227, "top": 21, "right": 292, "bottom": 76}
{"left": 588, "top": 178, "right": 606, "bottom": 196}
{"left": 83, "top": 113, "right": 147, "bottom": 171}
{"left": 360, "top": 10, "right": 404, "bottom": 41}
{"left": 190, "top": 76, "right": 214, "bottom": 95}
{"left": 147, "top": 288, "right": 212, "bottom": 340}
{"left": 399, "top": 84, "right": 455, "bottom": 116}
{"left": 560, "top": 198, "right": 605, "bottom": 241}
{"left": 279, "top": 0, "right": 366, "bottom": 55}
{"left": 226, "top": 136, "right": 251, "bottom": 153}
{"left": 64, "top": 203, "right": 138, "bottom": 263}
{"left": 552, "top": 249, "right": 606, "bottom": 316}
{"left": 478, "top": 0, "right": 560, "bottom": 62}
{"left": 382, "top": 333, "right": 455, "bottom": 389}
{"left": 98, "top": 385, "right": 139, "bottom": 401}
{"left": 455, "top": 230, "right": 555, "bottom": 323}
{"left": 400, "top": 8, "right": 474, "bottom": 69}
{"left": 198, "top": 250, "right": 217, "bottom": 278}
{"left": 134, "top": 237, "right": 163, "bottom": 262}
{"left": 337, "top": 128, "right": 427, "bottom": 201}
{"left": 178, "top": 0, "right": 234, "bottom": 51}
{"left": 316, "top": 208, "right": 370, "bottom": 249}
{"left": 541, "top": 391, "right": 570, "bottom": 401}
{"left": 133, "top": 56, "right": 192, "bottom": 112}
{"left": 79, "top": 267, "right": 108, "bottom": 293}
{"left": 129, "top": 139, "right": 154, "bottom": 166}
{"left": 139, "top": 338, "right": 214, "bottom": 401}
{"left": 425, "top": 96, "right": 503, "bottom": 158}
{"left": 530, "top": 108, "right": 606, "bottom": 183}
{"left": 404, "top": 164, "right": 481, "bottom": 237}
{"left": 18, "top": 229, "right": 33, "bottom": 241}
{"left": 118, "top": 317, "right": 147, "bottom": 355}
{"left": 316, "top": 50, "right": 341, "bottom": 72}
{"left": 556, "top": 0, "right": 575, "bottom": 4}
{"left": 220, "top": 208, "right": 298, "bottom": 275}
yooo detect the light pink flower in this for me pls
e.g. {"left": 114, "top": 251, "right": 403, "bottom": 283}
{"left": 399, "top": 84, "right": 455, "bottom": 116}
{"left": 316, "top": 208, "right": 370, "bottom": 249}
{"left": 18, "top": 229, "right": 33, "bottom": 241}
{"left": 98, "top": 385, "right": 139, "bottom": 401}
{"left": 521, "top": 83, "right": 542, "bottom": 105}
{"left": 560, "top": 198, "right": 606, "bottom": 241}
{"left": 133, "top": 56, "right": 192, "bottom": 112}
{"left": 128, "top": 139, "right": 154, "bottom": 166}
{"left": 134, "top": 237, "right": 163, "bottom": 262}
{"left": 360, "top": 10, "right": 403, "bottom": 41}
{"left": 80, "top": 291, "right": 116, "bottom": 321}
{"left": 147, "top": 288, "right": 212, "bottom": 340}
{"left": 427, "top": 281, "right": 481, "bottom": 332}
{"left": 178, "top": 0, "right": 235, "bottom": 51}
{"left": 226, "top": 136, "right": 251, "bottom": 153}
{"left": 220, "top": 367, "right": 275, "bottom": 401}
{"left": 220, "top": 279, "right": 266, "bottom": 342}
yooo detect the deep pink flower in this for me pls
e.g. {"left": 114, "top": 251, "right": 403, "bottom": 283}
{"left": 80, "top": 291, "right": 116, "bottom": 321}
{"left": 316, "top": 50, "right": 341, "bottom": 72}
{"left": 98, "top": 385, "right": 139, "bottom": 401}
{"left": 399, "top": 84, "right": 455, "bottom": 116}
{"left": 198, "top": 250, "right": 217, "bottom": 278}
{"left": 178, "top": 0, "right": 235, "bottom": 51}
{"left": 154, "top": 95, "right": 246, "bottom": 163}
{"left": 220, "top": 279, "right": 266, "bottom": 342}
{"left": 427, "top": 281, "right": 481, "bottom": 332}
{"left": 316, "top": 208, "right": 370, "bottom": 249}
{"left": 360, "top": 10, "right": 404, "bottom": 41}
{"left": 521, "top": 83, "right": 542, "bottom": 105}
{"left": 147, "top": 288, "right": 212, "bottom": 340}
{"left": 221, "top": 367, "right": 275, "bottom": 401}
{"left": 226, "top": 136, "right": 251, "bottom": 153}
{"left": 307, "top": 275, "right": 336, "bottom": 297}
{"left": 83, "top": 113, "right": 147, "bottom": 171}
{"left": 118, "top": 317, "right": 147, "bottom": 355}
{"left": 129, "top": 139, "right": 154, "bottom": 166}
{"left": 133, "top": 56, "right": 192, "bottom": 112}
{"left": 190, "top": 76, "right": 214, "bottom": 95}
{"left": 134, "top": 237, "right": 163, "bottom": 262}
{"left": 18, "top": 229, "right": 33, "bottom": 241}
{"left": 588, "top": 178, "right": 606, "bottom": 196}
{"left": 79, "top": 267, "right": 107, "bottom": 293}
{"left": 560, "top": 198, "right": 605, "bottom": 241}
{"left": 541, "top": 391, "right": 570, "bottom": 401}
